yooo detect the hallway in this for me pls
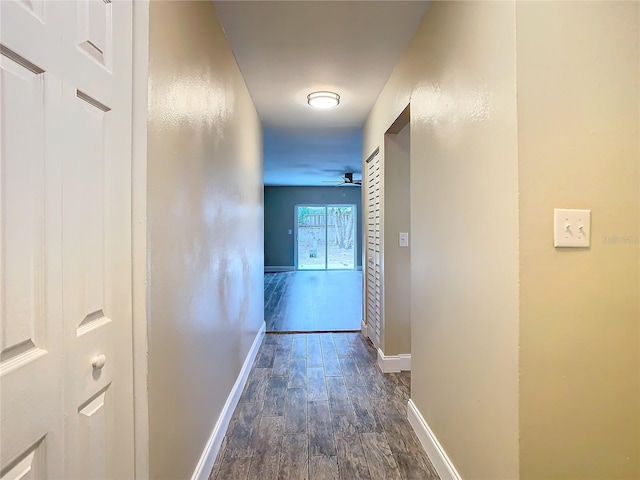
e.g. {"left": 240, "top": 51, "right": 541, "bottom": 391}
{"left": 210, "top": 333, "right": 437, "bottom": 480}
{"left": 2, "top": 1, "right": 637, "bottom": 478}
{"left": 265, "top": 272, "right": 363, "bottom": 332}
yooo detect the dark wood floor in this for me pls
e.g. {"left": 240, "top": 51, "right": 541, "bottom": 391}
{"left": 209, "top": 332, "right": 439, "bottom": 480}
{"left": 265, "top": 272, "right": 363, "bottom": 332}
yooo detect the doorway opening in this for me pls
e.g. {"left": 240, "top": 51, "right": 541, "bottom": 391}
{"left": 295, "top": 204, "right": 356, "bottom": 271}
{"left": 363, "top": 104, "right": 412, "bottom": 372}
{"left": 264, "top": 192, "right": 363, "bottom": 333}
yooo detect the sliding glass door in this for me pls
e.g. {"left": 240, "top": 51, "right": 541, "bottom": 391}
{"left": 295, "top": 204, "right": 356, "bottom": 270}
{"left": 327, "top": 206, "right": 356, "bottom": 269}
{"left": 296, "top": 206, "right": 327, "bottom": 270}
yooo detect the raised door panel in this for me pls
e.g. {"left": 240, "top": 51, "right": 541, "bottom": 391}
{"left": 12, "top": 0, "right": 45, "bottom": 22}
{"left": 0, "top": 440, "right": 45, "bottom": 480}
{"left": 65, "top": 88, "right": 109, "bottom": 338}
{"left": 77, "top": 0, "right": 113, "bottom": 69}
{"left": 0, "top": 1, "right": 70, "bottom": 85}
{"left": 1, "top": 48, "right": 46, "bottom": 367}
{"left": 0, "top": 43, "right": 64, "bottom": 478}
{"left": 65, "top": 0, "right": 117, "bottom": 106}
{"left": 76, "top": 387, "right": 113, "bottom": 480}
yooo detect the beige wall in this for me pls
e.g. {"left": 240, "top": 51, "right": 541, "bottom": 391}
{"left": 383, "top": 123, "right": 411, "bottom": 356}
{"left": 146, "top": 2, "right": 263, "bottom": 478}
{"left": 365, "top": 1, "right": 640, "bottom": 479}
{"left": 517, "top": 2, "right": 640, "bottom": 479}
{"left": 364, "top": 2, "right": 520, "bottom": 478}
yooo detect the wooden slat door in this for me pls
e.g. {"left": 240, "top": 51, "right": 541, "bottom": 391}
{"left": 366, "top": 151, "right": 382, "bottom": 348}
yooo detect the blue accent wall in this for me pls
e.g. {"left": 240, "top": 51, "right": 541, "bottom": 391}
{"left": 264, "top": 186, "right": 363, "bottom": 268}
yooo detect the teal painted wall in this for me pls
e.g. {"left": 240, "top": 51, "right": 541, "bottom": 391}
{"left": 264, "top": 186, "right": 363, "bottom": 268}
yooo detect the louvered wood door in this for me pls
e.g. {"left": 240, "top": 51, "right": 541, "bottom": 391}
{"left": 366, "top": 152, "right": 382, "bottom": 348}
{"left": 0, "top": 1, "right": 135, "bottom": 478}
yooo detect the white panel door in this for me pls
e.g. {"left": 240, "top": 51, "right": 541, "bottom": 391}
{"left": 0, "top": 1, "right": 135, "bottom": 478}
{"left": 0, "top": 32, "right": 65, "bottom": 480}
{"left": 366, "top": 152, "right": 382, "bottom": 348}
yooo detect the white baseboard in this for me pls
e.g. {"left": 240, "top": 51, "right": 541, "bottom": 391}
{"left": 264, "top": 266, "right": 294, "bottom": 272}
{"left": 191, "top": 321, "right": 266, "bottom": 480}
{"left": 377, "top": 348, "right": 411, "bottom": 373}
{"left": 407, "top": 399, "right": 462, "bottom": 480}
{"left": 361, "top": 319, "right": 368, "bottom": 337}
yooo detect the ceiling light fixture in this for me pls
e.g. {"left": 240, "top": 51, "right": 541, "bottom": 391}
{"left": 307, "top": 91, "right": 340, "bottom": 109}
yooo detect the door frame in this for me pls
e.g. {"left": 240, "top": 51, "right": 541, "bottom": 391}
{"left": 131, "top": 1, "right": 150, "bottom": 478}
{"left": 294, "top": 203, "right": 357, "bottom": 271}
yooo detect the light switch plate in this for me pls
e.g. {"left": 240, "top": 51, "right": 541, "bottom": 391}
{"left": 399, "top": 232, "right": 409, "bottom": 247}
{"left": 554, "top": 209, "right": 591, "bottom": 247}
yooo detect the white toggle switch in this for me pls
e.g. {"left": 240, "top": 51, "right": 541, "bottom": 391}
{"left": 554, "top": 209, "right": 591, "bottom": 247}
{"left": 399, "top": 232, "right": 409, "bottom": 247}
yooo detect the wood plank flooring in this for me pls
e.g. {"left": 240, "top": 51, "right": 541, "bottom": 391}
{"left": 265, "top": 272, "right": 363, "bottom": 332}
{"left": 209, "top": 332, "right": 439, "bottom": 480}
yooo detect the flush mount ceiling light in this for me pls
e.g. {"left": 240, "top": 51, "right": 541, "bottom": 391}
{"left": 307, "top": 91, "right": 340, "bottom": 109}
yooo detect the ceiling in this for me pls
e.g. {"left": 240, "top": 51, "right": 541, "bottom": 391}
{"left": 214, "top": 1, "right": 430, "bottom": 186}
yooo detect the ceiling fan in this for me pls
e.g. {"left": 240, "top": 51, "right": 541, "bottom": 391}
{"left": 322, "top": 172, "right": 362, "bottom": 187}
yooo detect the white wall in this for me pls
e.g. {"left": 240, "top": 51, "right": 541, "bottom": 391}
{"left": 365, "top": 1, "right": 640, "bottom": 479}
{"left": 516, "top": 2, "right": 639, "bottom": 478}
{"left": 364, "top": 2, "right": 520, "bottom": 478}
{"left": 145, "top": 2, "right": 263, "bottom": 478}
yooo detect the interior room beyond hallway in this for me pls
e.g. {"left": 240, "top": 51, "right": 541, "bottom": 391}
{"left": 265, "top": 272, "right": 363, "bottom": 332}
